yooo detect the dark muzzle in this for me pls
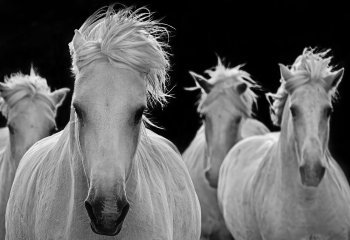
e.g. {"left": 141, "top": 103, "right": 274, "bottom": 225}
{"left": 299, "top": 162, "right": 326, "bottom": 187}
{"left": 85, "top": 197, "right": 130, "bottom": 236}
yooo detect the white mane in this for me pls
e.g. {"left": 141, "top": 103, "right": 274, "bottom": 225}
{"left": 191, "top": 58, "right": 259, "bottom": 117}
{"left": 268, "top": 48, "right": 342, "bottom": 126}
{"left": 69, "top": 5, "right": 171, "bottom": 107}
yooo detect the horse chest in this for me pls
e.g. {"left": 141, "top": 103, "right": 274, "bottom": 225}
{"left": 259, "top": 189, "right": 350, "bottom": 240}
{"left": 120, "top": 175, "right": 176, "bottom": 239}
{"left": 118, "top": 202, "right": 173, "bottom": 240}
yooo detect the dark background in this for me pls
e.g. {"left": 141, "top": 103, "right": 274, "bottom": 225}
{"left": 0, "top": 0, "right": 349, "bottom": 176}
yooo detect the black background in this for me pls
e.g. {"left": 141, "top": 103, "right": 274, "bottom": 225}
{"left": 0, "top": 0, "right": 349, "bottom": 177}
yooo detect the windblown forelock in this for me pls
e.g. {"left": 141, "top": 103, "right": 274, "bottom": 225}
{"left": 0, "top": 71, "right": 56, "bottom": 125}
{"left": 196, "top": 59, "right": 259, "bottom": 117}
{"left": 268, "top": 48, "right": 341, "bottom": 126}
{"left": 69, "top": 6, "right": 171, "bottom": 107}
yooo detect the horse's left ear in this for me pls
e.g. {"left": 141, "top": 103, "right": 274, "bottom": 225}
{"left": 189, "top": 71, "right": 213, "bottom": 93}
{"left": 50, "top": 88, "right": 70, "bottom": 108}
{"left": 30, "top": 64, "right": 37, "bottom": 76}
{"left": 325, "top": 68, "right": 344, "bottom": 91}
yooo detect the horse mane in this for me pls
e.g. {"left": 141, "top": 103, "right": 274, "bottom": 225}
{"left": 0, "top": 67, "right": 55, "bottom": 121}
{"left": 268, "top": 47, "right": 341, "bottom": 126}
{"left": 192, "top": 58, "right": 259, "bottom": 117}
{"left": 69, "top": 5, "right": 171, "bottom": 107}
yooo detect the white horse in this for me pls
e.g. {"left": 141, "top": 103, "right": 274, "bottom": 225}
{"left": 5, "top": 6, "right": 201, "bottom": 240}
{"left": 218, "top": 48, "right": 350, "bottom": 240}
{"left": 0, "top": 69, "right": 69, "bottom": 239}
{"left": 183, "top": 60, "right": 269, "bottom": 240}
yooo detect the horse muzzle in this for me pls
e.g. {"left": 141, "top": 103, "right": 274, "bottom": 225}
{"left": 299, "top": 162, "right": 326, "bottom": 187}
{"left": 85, "top": 197, "right": 130, "bottom": 236}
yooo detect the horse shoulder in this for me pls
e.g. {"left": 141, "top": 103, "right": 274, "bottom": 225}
{"left": 143, "top": 129, "right": 201, "bottom": 239}
{"left": 326, "top": 156, "right": 350, "bottom": 222}
{"left": 6, "top": 130, "right": 68, "bottom": 239}
{"left": 182, "top": 126, "right": 206, "bottom": 169}
{"left": 182, "top": 129, "right": 207, "bottom": 194}
{"left": 145, "top": 129, "right": 193, "bottom": 189}
{"left": 222, "top": 132, "right": 277, "bottom": 174}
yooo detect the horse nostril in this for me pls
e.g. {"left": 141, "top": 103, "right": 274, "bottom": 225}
{"left": 299, "top": 163, "right": 326, "bottom": 187}
{"left": 116, "top": 201, "right": 130, "bottom": 225}
{"left": 204, "top": 170, "right": 210, "bottom": 180}
{"left": 85, "top": 200, "right": 97, "bottom": 223}
{"left": 317, "top": 165, "right": 326, "bottom": 179}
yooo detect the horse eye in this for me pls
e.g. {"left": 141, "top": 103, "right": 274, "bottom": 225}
{"left": 235, "top": 116, "right": 242, "bottom": 124}
{"left": 290, "top": 105, "right": 298, "bottom": 118}
{"left": 73, "top": 104, "right": 84, "bottom": 121}
{"left": 8, "top": 124, "right": 14, "bottom": 134}
{"left": 324, "top": 107, "right": 333, "bottom": 118}
{"left": 49, "top": 127, "right": 57, "bottom": 135}
{"left": 134, "top": 107, "right": 145, "bottom": 124}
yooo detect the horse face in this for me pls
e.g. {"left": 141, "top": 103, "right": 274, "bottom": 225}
{"left": 201, "top": 83, "right": 247, "bottom": 188}
{"left": 73, "top": 60, "right": 146, "bottom": 236}
{"left": 289, "top": 84, "right": 331, "bottom": 187}
{"left": 7, "top": 89, "right": 68, "bottom": 157}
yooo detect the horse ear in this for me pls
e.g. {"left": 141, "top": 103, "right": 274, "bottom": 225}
{"left": 236, "top": 82, "right": 247, "bottom": 95}
{"left": 325, "top": 68, "right": 344, "bottom": 91}
{"left": 71, "top": 30, "right": 85, "bottom": 52}
{"left": 50, "top": 88, "right": 70, "bottom": 108}
{"left": 278, "top": 63, "right": 293, "bottom": 81}
{"left": 265, "top": 93, "right": 275, "bottom": 106}
{"left": 30, "top": 64, "right": 36, "bottom": 76}
{"left": 189, "top": 71, "right": 213, "bottom": 93}
{"left": 0, "top": 83, "right": 9, "bottom": 96}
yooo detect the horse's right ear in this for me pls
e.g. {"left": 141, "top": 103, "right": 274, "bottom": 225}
{"left": 189, "top": 71, "right": 213, "bottom": 93}
{"left": 265, "top": 93, "right": 275, "bottom": 107}
{"left": 325, "top": 68, "right": 344, "bottom": 92}
{"left": 0, "top": 82, "right": 9, "bottom": 95}
{"left": 278, "top": 63, "right": 293, "bottom": 81}
{"left": 71, "top": 30, "right": 85, "bottom": 52}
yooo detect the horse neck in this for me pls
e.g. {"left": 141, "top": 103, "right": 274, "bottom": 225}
{"left": 7, "top": 132, "right": 29, "bottom": 170}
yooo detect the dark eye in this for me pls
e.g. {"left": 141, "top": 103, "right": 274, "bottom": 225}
{"left": 235, "top": 116, "right": 242, "bottom": 124}
{"left": 49, "top": 127, "right": 57, "bottom": 135}
{"left": 134, "top": 107, "right": 145, "bottom": 124}
{"left": 8, "top": 124, "right": 14, "bottom": 134}
{"left": 73, "top": 104, "right": 84, "bottom": 121}
{"left": 324, "top": 106, "right": 333, "bottom": 118}
{"left": 290, "top": 105, "right": 299, "bottom": 118}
